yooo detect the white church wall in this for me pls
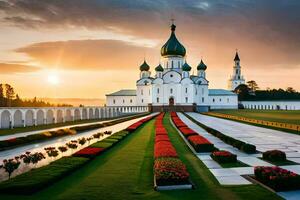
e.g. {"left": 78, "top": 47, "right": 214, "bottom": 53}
{"left": 241, "top": 101, "right": 300, "bottom": 110}
{"left": 136, "top": 85, "right": 152, "bottom": 106}
{"left": 208, "top": 95, "right": 238, "bottom": 109}
{"left": 106, "top": 96, "right": 136, "bottom": 107}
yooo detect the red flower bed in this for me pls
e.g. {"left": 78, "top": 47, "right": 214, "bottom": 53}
{"left": 154, "top": 141, "right": 178, "bottom": 158}
{"left": 126, "top": 115, "right": 155, "bottom": 132}
{"left": 254, "top": 166, "right": 300, "bottom": 191}
{"left": 188, "top": 135, "right": 214, "bottom": 152}
{"left": 211, "top": 151, "right": 237, "bottom": 163}
{"left": 155, "top": 135, "right": 170, "bottom": 143}
{"left": 179, "top": 127, "right": 197, "bottom": 137}
{"left": 73, "top": 147, "right": 105, "bottom": 158}
{"left": 154, "top": 157, "right": 190, "bottom": 186}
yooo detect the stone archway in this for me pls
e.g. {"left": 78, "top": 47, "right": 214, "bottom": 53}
{"left": 36, "top": 110, "right": 44, "bottom": 125}
{"left": 74, "top": 109, "right": 81, "bottom": 120}
{"left": 25, "top": 110, "right": 34, "bottom": 126}
{"left": 1, "top": 110, "right": 11, "bottom": 129}
{"left": 56, "top": 110, "right": 63, "bottom": 123}
{"left": 169, "top": 97, "right": 175, "bottom": 106}
{"left": 65, "top": 109, "right": 72, "bottom": 122}
{"left": 46, "top": 109, "right": 54, "bottom": 124}
{"left": 14, "top": 110, "right": 23, "bottom": 128}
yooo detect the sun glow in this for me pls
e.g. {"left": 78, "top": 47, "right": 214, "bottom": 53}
{"left": 47, "top": 74, "right": 60, "bottom": 85}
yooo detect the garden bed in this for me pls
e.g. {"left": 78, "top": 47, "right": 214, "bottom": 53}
{"left": 0, "top": 157, "right": 89, "bottom": 194}
{"left": 182, "top": 113, "right": 256, "bottom": 154}
{"left": 153, "top": 113, "right": 193, "bottom": 190}
{"left": 254, "top": 166, "right": 300, "bottom": 192}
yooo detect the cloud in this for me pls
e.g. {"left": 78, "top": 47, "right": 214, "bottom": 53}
{"left": 0, "top": 62, "right": 40, "bottom": 73}
{"left": 15, "top": 39, "right": 157, "bottom": 71}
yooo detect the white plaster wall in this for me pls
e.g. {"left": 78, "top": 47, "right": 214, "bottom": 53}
{"left": 208, "top": 95, "right": 238, "bottom": 109}
{"left": 106, "top": 96, "right": 136, "bottom": 107}
{"left": 241, "top": 101, "right": 300, "bottom": 110}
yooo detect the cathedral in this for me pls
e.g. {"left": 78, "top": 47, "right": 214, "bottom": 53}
{"left": 106, "top": 23, "right": 244, "bottom": 112}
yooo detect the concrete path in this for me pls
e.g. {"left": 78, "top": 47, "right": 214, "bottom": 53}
{"left": 186, "top": 112, "right": 300, "bottom": 162}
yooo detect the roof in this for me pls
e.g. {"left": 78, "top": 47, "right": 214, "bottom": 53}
{"left": 106, "top": 89, "right": 136, "bottom": 96}
{"left": 139, "top": 60, "right": 150, "bottom": 71}
{"left": 234, "top": 52, "right": 240, "bottom": 61}
{"left": 209, "top": 89, "right": 237, "bottom": 96}
{"left": 160, "top": 23, "right": 186, "bottom": 57}
{"left": 197, "top": 59, "right": 207, "bottom": 70}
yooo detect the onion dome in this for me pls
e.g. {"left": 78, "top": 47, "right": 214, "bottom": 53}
{"left": 155, "top": 64, "right": 164, "bottom": 72}
{"left": 161, "top": 23, "right": 186, "bottom": 57}
{"left": 139, "top": 60, "right": 150, "bottom": 71}
{"left": 234, "top": 52, "right": 240, "bottom": 61}
{"left": 197, "top": 60, "right": 207, "bottom": 70}
{"left": 182, "top": 62, "right": 191, "bottom": 71}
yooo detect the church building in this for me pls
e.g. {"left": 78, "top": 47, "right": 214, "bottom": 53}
{"left": 106, "top": 23, "right": 239, "bottom": 112}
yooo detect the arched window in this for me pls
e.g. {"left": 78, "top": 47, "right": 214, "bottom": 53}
{"left": 171, "top": 60, "right": 174, "bottom": 68}
{"left": 157, "top": 88, "right": 159, "bottom": 94}
{"left": 141, "top": 89, "right": 143, "bottom": 95}
{"left": 113, "top": 99, "right": 116, "bottom": 104}
{"left": 227, "top": 98, "right": 229, "bottom": 103}
{"left": 130, "top": 99, "right": 132, "bottom": 103}
{"left": 213, "top": 98, "right": 215, "bottom": 103}
{"left": 219, "top": 98, "right": 222, "bottom": 102}
{"left": 185, "top": 97, "right": 188, "bottom": 103}
{"left": 123, "top": 99, "right": 125, "bottom": 103}
{"left": 185, "top": 88, "right": 188, "bottom": 93}
{"left": 141, "top": 99, "right": 144, "bottom": 103}
{"left": 202, "top": 97, "right": 204, "bottom": 103}
{"left": 157, "top": 97, "right": 159, "bottom": 103}
{"left": 170, "top": 88, "right": 173, "bottom": 94}
{"left": 178, "top": 61, "right": 180, "bottom": 68}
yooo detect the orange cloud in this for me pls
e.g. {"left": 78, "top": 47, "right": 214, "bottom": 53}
{"left": 0, "top": 62, "right": 40, "bottom": 73}
{"left": 15, "top": 40, "right": 157, "bottom": 71}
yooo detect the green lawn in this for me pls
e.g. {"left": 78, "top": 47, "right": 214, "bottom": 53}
{"left": 210, "top": 109, "right": 300, "bottom": 125}
{"left": 0, "top": 113, "right": 282, "bottom": 200}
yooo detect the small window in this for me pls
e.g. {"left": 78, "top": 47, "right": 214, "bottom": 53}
{"left": 157, "top": 88, "right": 159, "bottom": 94}
{"left": 123, "top": 99, "right": 125, "bottom": 103}
{"left": 171, "top": 60, "right": 174, "bottom": 68}
{"left": 170, "top": 88, "right": 173, "bottom": 94}
{"left": 219, "top": 98, "right": 222, "bottom": 102}
{"left": 185, "top": 88, "right": 188, "bottom": 93}
{"left": 213, "top": 98, "right": 215, "bottom": 103}
{"left": 170, "top": 74, "right": 173, "bottom": 78}
{"left": 141, "top": 99, "right": 143, "bottom": 103}
{"left": 130, "top": 99, "right": 132, "bottom": 103}
{"left": 185, "top": 97, "right": 188, "bottom": 103}
{"left": 202, "top": 88, "right": 204, "bottom": 94}
{"left": 157, "top": 97, "right": 159, "bottom": 103}
{"left": 195, "top": 89, "right": 197, "bottom": 95}
{"left": 113, "top": 99, "right": 116, "bottom": 104}
{"left": 178, "top": 61, "right": 180, "bottom": 67}
{"left": 202, "top": 97, "right": 204, "bottom": 103}
{"left": 141, "top": 89, "right": 143, "bottom": 95}
{"left": 227, "top": 98, "right": 229, "bottom": 103}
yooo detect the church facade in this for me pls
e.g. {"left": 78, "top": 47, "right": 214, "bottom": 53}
{"left": 106, "top": 23, "right": 240, "bottom": 112}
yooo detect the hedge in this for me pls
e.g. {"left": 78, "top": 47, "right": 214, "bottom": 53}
{"left": 183, "top": 113, "right": 256, "bottom": 154}
{"left": 0, "top": 157, "right": 89, "bottom": 194}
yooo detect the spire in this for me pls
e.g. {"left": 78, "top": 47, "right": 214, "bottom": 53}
{"left": 234, "top": 50, "right": 240, "bottom": 61}
{"left": 171, "top": 18, "right": 176, "bottom": 32}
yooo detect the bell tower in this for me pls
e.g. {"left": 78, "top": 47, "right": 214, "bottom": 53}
{"left": 228, "top": 51, "right": 245, "bottom": 91}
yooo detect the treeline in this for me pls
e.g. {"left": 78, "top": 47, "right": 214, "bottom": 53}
{"left": 0, "top": 84, "right": 72, "bottom": 107}
{"left": 235, "top": 81, "right": 300, "bottom": 101}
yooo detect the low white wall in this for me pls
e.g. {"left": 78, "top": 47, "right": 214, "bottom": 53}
{"left": 241, "top": 101, "right": 300, "bottom": 110}
{"left": 208, "top": 95, "right": 238, "bottom": 110}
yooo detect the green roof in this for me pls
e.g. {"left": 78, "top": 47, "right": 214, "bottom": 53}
{"left": 139, "top": 60, "right": 150, "bottom": 71}
{"left": 197, "top": 60, "right": 207, "bottom": 70}
{"left": 182, "top": 62, "right": 191, "bottom": 71}
{"left": 155, "top": 64, "right": 164, "bottom": 72}
{"left": 106, "top": 89, "right": 136, "bottom": 96}
{"left": 161, "top": 23, "right": 186, "bottom": 57}
{"left": 209, "top": 89, "right": 236, "bottom": 96}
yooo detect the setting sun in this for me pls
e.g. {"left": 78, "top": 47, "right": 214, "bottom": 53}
{"left": 47, "top": 74, "right": 60, "bottom": 85}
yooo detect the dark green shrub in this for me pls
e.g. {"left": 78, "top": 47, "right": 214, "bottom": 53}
{"left": 263, "top": 150, "right": 286, "bottom": 161}
{"left": 241, "top": 143, "right": 256, "bottom": 154}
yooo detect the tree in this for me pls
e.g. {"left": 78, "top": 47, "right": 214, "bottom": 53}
{"left": 234, "top": 84, "right": 250, "bottom": 101}
{"left": 0, "top": 84, "right": 4, "bottom": 106}
{"left": 4, "top": 84, "right": 15, "bottom": 107}
{"left": 247, "top": 80, "right": 259, "bottom": 92}
{"left": 286, "top": 87, "right": 296, "bottom": 93}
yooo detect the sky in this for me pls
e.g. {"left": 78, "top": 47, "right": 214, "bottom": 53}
{"left": 0, "top": 0, "right": 300, "bottom": 100}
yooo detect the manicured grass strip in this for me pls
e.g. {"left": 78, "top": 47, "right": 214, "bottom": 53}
{"left": 0, "top": 157, "right": 89, "bottom": 195}
{"left": 90, "top": 141, "right": 114, "bottom": 149}
{"left": 218, "top": 161, "right": 249, "bottom": 168}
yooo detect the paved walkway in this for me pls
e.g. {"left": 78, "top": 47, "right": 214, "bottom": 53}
{"left": 187, "top": 112, "right": 300, "bottom": 160}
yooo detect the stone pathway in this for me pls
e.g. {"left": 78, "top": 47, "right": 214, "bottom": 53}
{"left": 186, "top": 112, "right": 300, "bottom": 162}
{"left": 184, "top": 112, "right": 300, "bottom": 200}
